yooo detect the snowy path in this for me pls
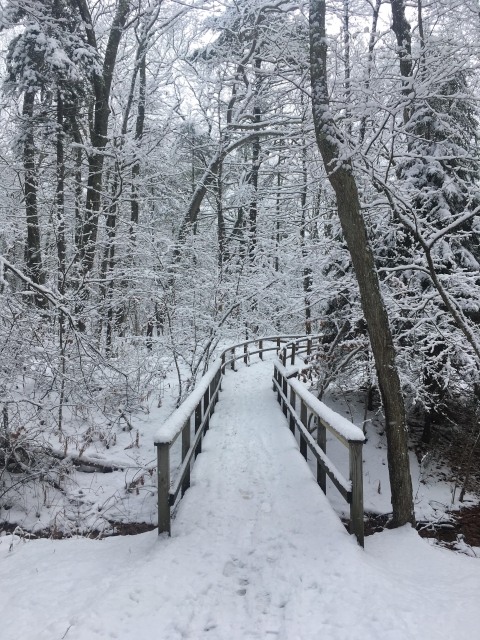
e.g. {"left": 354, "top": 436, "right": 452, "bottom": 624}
{"left": 1, "top": 360, "right": 480, "bottom": 640}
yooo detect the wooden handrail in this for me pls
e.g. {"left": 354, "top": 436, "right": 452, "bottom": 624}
{"left": 272, "top": 356, "right": 365, "bottom": 546}
{"left": 154, "top": 333, "right": 364, "bottom": 547}
{"left": 154, "top": 335, "right": 319, "bottom": 536}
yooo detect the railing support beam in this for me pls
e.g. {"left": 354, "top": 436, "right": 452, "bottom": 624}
{"left": 156, "top": 443, "right": 171, "bottom": 535}
{"left": 272, "top": 358, "right": 364, "bottom": 547}
{"left": 289, "top": 388, "right": 296, "bottom": 434}
{"left": 300, "top": 399, "right": 308, "bottom": 460}
{"left": 316, "top": 418, "right": 327, "bottom": 494}
{"left": 181, "top": 418, "right": 191, "bottom": 496}
{"left": 349, "top": 442, "right": 364, "bottom": 547}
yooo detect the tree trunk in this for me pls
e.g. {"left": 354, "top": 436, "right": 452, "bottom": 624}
{"left": 248, "top": 58, "right": 262, "bottom": 264}
{"left": 216, "top": 159, "right": 226, "bottom": 266}
{"left": 22, "top": 89, "right": 47, "bottom": 309}
{"left": 389, "top": 0, "right": 413, "bottom": 124}
{"left": 359, "top": 0, "right": 381, "bottom": 143}
{"left": 131, "top": 50, "right": 146, "bottom": 236}
{"left": 309, "top": 0, "right": 415, "bottom": 527}
{"left": 300, "top": 140, "right": 312, "bottom": 334}
{"left": 56, "top": 90, "right": 66, "bottom": 294}
{"left": 74, "top": 0, "right": 130, "bottom": 275}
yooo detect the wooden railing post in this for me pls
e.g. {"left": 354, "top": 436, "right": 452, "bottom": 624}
{"left": 221, "top": 352, "right": 225, "bottom": 373}
{"left": 204, "top": 387, "right": 210, "bottom": 431}
{"left": 317, "top": 417, "right": 326, "bottom": 494}
{"left": 195, "top": 401, "right": 202, "bottom": 458}
{"left": 289, "top": 387, "right": 296, "bottom": 434}
{"left": 156, "top": 443, "right": 171, "bottom": 535}
{"left": 209, "top": 380, "right": 215, "bottom": 416}
{"left": 259, "top": 339, "right": 263, "bottom": 360}
{"left": 181, "top": 418, "right": 191, "bottom": 496}
{"left": 349, "top": 442, "right": 364, "bottom": 547}
{"left": 307, "top": 338, "right": 312, "bottom": 356}
{"left": 277, "top": 337, "right": 281, "bottom": 353}
{"left": 299, "top": 399, "right": 308, "bottom": 460}
{"left": 244, "top": 343, "right": 248, "bottom": 364}
{"left": 231, "top": 348, "right": 236, "bottom": 371}
{"left": 271, "top": 342, "right": 364, "bottom": 547}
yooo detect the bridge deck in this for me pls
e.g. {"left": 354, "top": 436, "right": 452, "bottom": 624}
{"left": 1, "top": 360, "right": 479, "bottom": 639}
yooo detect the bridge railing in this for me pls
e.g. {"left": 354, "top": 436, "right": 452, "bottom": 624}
{"left": 273, "top": 338, "right": 365, "bottom": 546}
{"left": 154, "top": 334, "right": 364, "bottom": 546}
{"left": 153, "top": 336, "right": 316, "bottom": 535}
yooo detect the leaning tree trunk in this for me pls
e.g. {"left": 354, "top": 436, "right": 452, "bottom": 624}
{"left": 309, "top": 0, "right": 415, "bottom": 527}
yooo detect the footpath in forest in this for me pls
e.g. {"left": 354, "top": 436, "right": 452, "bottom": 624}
{"left": 1, "top": 360, "right": 480, "bottom": 640}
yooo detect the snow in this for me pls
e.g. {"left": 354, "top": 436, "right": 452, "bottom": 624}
{"left": 1, "top": 360, "right": 480, "bottom": 640}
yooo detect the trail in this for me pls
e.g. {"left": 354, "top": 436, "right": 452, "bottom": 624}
{"left": 1, "top": 360, "right": 479, "bottom": 639}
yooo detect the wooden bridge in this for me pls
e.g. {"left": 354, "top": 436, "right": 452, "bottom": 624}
{"left": 154, "top": 336, "right": 365, "bottom": 546}
{"left": 3, "top": 338, "right": 478, "bottom": 640}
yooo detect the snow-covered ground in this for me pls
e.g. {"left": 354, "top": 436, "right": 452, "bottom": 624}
{"left": 1, "top": 360, "right": 479, "bottom": 640}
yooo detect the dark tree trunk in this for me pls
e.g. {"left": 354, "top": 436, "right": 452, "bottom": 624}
{"left": 56, "top": 90, "right": 66, "bottom": 294}
{"left": 131, "top": 50, "right": 146, "bottom": 235}
{"left": 101, "top": 173, "right": 118, "bottom": 353}
{"left": 112, "top": 40, "right": 147, "bottom": 340}
{"left": 22, "top": 90, "right": 47, "bottom": 309}
{"left": 73, "top": 0, "right": 130, "bottom": 275}
{"left": 248, "top": 58, "right": 262, "bottom": 264}
{"left": 69, "top": 111, "right": 84, "bottom": 257}
{"left": 275, "top": 159, "right": 282, "bottom": 273}
{"left": 300, "top": 141, "right": 312, "bottom": 334}
{"left": 359, "top": 0, "right": 381, "bottom": 143}
{"left": 310, "top": 0, "right": 415, "bottom": 527}
{"left": 389, "top": 0, "right": 413, "bottom": 124}
{"left": 216, "top": 159, "right": 226, "bottom": 266}
{"left": 390, "top": 0, "right": 413, "bottom": 80}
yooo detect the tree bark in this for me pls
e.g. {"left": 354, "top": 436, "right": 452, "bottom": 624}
{"left": 248, "top": 58, "right": 262, "bottom": 264}
{"left": 22, "top": 89, "right": 47, "bottom": 309}
{"left": 131, "top": 49, "right": 147, "bottom": 236}
{"left": 309, "top": 0, "right": 415, "bottom": 527}
{"left": 56, "top": 89, "right": 66, "bottom": 294}
{"left": 74, "top": 0, "right": 130, "bottom": 275}
{"left": 300, "top": 139, "right": 312, "bottom": 334}
{"left": 389, "top": 0, "right": 413, "bottom": 124}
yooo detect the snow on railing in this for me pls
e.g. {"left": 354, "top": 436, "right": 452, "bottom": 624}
{"left": 273, "top": 339, "right": 365, "bottom": 546}
{"left": 154, "top": 334, "right": 364, "bottom": 546}
{"left": 154, "top": 336, "right": 321, "bottom": 536}
{"left": 154, "top": 359, "right": 222, "bottom": 445}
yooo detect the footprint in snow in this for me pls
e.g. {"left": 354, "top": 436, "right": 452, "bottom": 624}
{"left": 222, "top": 561, "right": 236, "bottom": 577}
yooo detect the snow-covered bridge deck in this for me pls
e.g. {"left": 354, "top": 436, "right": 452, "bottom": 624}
{"left": 1, "top": 359, "right": 480, "bottom": 639}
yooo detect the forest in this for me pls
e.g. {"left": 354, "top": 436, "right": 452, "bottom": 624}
{"left": 0, "top": 0, "right": 479, "bottom": 542}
